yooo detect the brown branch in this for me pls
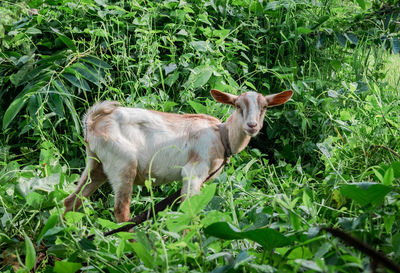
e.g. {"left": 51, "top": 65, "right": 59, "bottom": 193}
{"left": 322, "top": 227, "right": 400, "bottom": 273}
{"left": 88, "top": 190, "right": 181, "bottom": 240}
{"left": 370, "top": 145, "right": 400, "bottom": 159}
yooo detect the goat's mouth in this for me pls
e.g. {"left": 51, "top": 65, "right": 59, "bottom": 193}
{"left": 244, "top": 128, "right": 259, "bottom": 137}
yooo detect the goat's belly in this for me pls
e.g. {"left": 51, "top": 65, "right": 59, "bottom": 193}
{"left": 134, "top": 165, "right": 183, "bottom": 186}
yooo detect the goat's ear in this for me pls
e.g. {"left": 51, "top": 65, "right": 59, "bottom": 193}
{"left": 265, "top": 90, "right": 293, "bottom": 107}
{"left": 211, "top": 89, "right": 238, "bottom": 106}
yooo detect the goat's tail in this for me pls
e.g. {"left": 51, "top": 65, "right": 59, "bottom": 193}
{"left": 83, "top": 101, "right": 120, "bottom": 142}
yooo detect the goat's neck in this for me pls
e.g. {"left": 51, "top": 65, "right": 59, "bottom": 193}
{"left": 224, "top": 112, "right": 251, "bottom": 155}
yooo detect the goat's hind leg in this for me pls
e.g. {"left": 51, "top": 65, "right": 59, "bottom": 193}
{"left": 106, "top": 160, "right": 137, "bottom": 223}
{"left": 64, "top": 153, "right": 107, "bottom": 215}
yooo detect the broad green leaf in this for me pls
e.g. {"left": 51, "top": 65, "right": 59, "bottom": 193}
{"left": 24, "top": 233, "right": 36, "bottom": 271}
{"left": 204, "top": 222, "right": 292, "bottom": 250}
{"left": 383, "top": 167, "right": 394, "bottom": 186}
{"left": 98, "top": 218, "right": 119, "bottom": 229}
{"left": 344, "top": 33, "right": 358, "bottom": 45}
{"left": 166, "top": 213, "right": 192, "bottom": 232}
{"left": 61, "top": 73, "right": 91, "bottom": 91}
{"left": 355, "top": 0, "right": 366, "bottom": 9}
{"left": 180, "top": 184, "right": 217, "bottom": 216}
{"left": 28, "top": 0, "right": 43, "bottom": 8}
{"left": 53, "top": 261, "right": 82, "bottom": 273}
{"left": 48, "top": 91, "right": 65, "bottom": 117}
{"left": 64, "top": 211, "right": 85, "bottom": 224}
{"left": 78, "top": 238, "right": 96, "bottom": 251}
{"left": 340, "top": 110, "right": 351, "bottom": 121}
{"left": 188, "top": 100, "right": 207, "bottom": 114}
{"left": 336, "top": 33, "right": 346, "bottom": 47}
{"left": 37, "top": 213, "right": 60, "bottom": 243}
{"left": 81, "top": 55, "right": 112, "bottom": 69}
{"left": 190, "top": 41, "right": 210, "bottom": 52}
{"left": 340, "top": 182, "right": 392, "bottom": 206}
{"left": 26, "top": 27, "right": 42, "bottom": 35}
{"left": 26, "top": 191, "right": 44, "bottom": 209}
{"left": 297, "top": 27, "right": 312, "bottom": 35}
{"left": 71, "top": 63, "right": 101, "bottom": 86}
{"left": 186, "top": 65, "right": 213, "bottom": 89}
{"left": 131, "top": 242, "right": 154, "bottom": 268}
{"left": 57, "top": 34, "right": 76, "bottom": 52}
{"left": 3, "top": 97, "right": 28, "bottom": 129}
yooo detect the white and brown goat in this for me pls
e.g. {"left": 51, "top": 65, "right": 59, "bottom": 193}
{"left": 64, "top": 89, "right": 293, "bottom": 222}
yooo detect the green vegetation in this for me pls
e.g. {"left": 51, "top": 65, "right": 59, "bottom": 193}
{"left": 1, "top": 0, "right": 400, "bottom": 272}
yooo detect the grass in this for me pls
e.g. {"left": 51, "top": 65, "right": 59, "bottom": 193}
{"left": 0, "top": 0, "right": 400, "bottom": 272}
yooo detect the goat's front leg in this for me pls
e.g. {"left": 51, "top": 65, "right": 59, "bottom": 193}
{"left": 181, "top": 161, "right": 209, "bottom": 200}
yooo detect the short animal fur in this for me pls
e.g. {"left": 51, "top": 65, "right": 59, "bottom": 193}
{"left": 64, "top": 89, "right": 293, "bottom": 222}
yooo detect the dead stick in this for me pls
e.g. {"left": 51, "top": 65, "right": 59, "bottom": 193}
{"left": 88, "top": 190, "right": 181, "bottom": 240}
{"left": 370, "top": 145, "right": 400, "bottom": 159}
{"left": 322, "top": 227, "right": 400, "bottom": 273}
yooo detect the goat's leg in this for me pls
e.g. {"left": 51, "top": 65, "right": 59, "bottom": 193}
{"left": 108, "top": 160, "right": 137, "bottom": 223}
{"left": 64, "top": 157, "right": 107, "bottom": 215}
{"left": 181, "top": 161, "right": 209, "bottom": 200}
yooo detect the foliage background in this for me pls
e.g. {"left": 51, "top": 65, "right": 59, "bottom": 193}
{"left": 1, "top": 0, "right": 400, "bottom": 272}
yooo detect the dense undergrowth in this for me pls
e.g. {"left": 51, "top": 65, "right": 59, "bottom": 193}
{"left": 1, "top": 0, "right": 400, "bottom": 272}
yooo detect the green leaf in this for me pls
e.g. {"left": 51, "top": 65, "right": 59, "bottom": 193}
{"left": 37, "top": 213, "right": 60, "bottom": 243}
{"left": 131, "top": 242, "right": 154, "bottom": 268}
{"left": 26, "top": 27, "right": 42, "bottom": 35}
{"left": 392, "top": 37, "right": 400, "bottom": 54}
{"left": 383, "top": 167, "right": 394, "bottom": 186}
{"left": 29, "top": 0, "right": 43, "bottom": 8}
{"left": 61, "top": 73, "right": 91, "bottom": 91}
{"left": 57, "top": 34, "right": 76, "bottom": 52}
{"left": 26, "top": 192, "right": 44, "bottom": 209}
{"left": 391, "top": 161, "right": 400, "bottom": 178}
{"left": 355, "top": 0, "right": 366, "bottom": 9}
{"left": 81, "top": 55, "right": 112, "bottom": 69}
{"left": 190, "top": 41, "right": 210, "bottom": 52}
{"left": 166, "top": 213, "right": 192, "bottom": 232}
{"left": 297, "top": 27, "right": 313, "bottom": 35}
{"left": 180, "top": 184, "right": 217, "bottom": 216}
{"left": 344, "top": 33, "right": 358, "bottom": 45}
{"left": 24, "top": 233, "right": 36, "bottom": 271}
{"left": 188, "top": 100, "right": 207, "bottom": 114}
{"left": 3, "top": 97, "right": 28, "bottom": 130}
{"left": 53, "top": 261, "right": 82, "bottom": 273}
{"left": 204, "top": 222, "right": 292, "bottom": 250}
{"left": 64, "top": 211, "right": 85, "bottom": 224}
{"left": 186, "top": 65, "right": 213, "bottom": 89}
{"left": 340, "top": 182, "right": 392, "bottom": 206}
{"left": 48, "top": 91, "right": 65, "bottom": 117}
{"left": 71, "top": 63, "right": 101, "bottom": 86}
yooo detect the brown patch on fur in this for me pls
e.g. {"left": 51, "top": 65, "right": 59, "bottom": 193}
{"left": 241, "top": 94, "right": 250, "bottom": 118}
{"left": 114, "top": 160, "right": 137, "bottom": 223}
{"left": 86, "top": 101, "right": 120, "bottom": 141}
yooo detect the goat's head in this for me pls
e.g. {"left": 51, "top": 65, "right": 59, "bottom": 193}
{"left": 211, "top": 89, "right": 293, "bottom": 136}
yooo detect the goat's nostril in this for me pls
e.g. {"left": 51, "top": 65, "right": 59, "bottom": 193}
{"left": 247, "top": 122, "right": 257, "bottom": 128}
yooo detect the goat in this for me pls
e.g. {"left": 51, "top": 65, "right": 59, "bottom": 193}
{"left": 63, "top": 89, "right": 293, "bottom": 223}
